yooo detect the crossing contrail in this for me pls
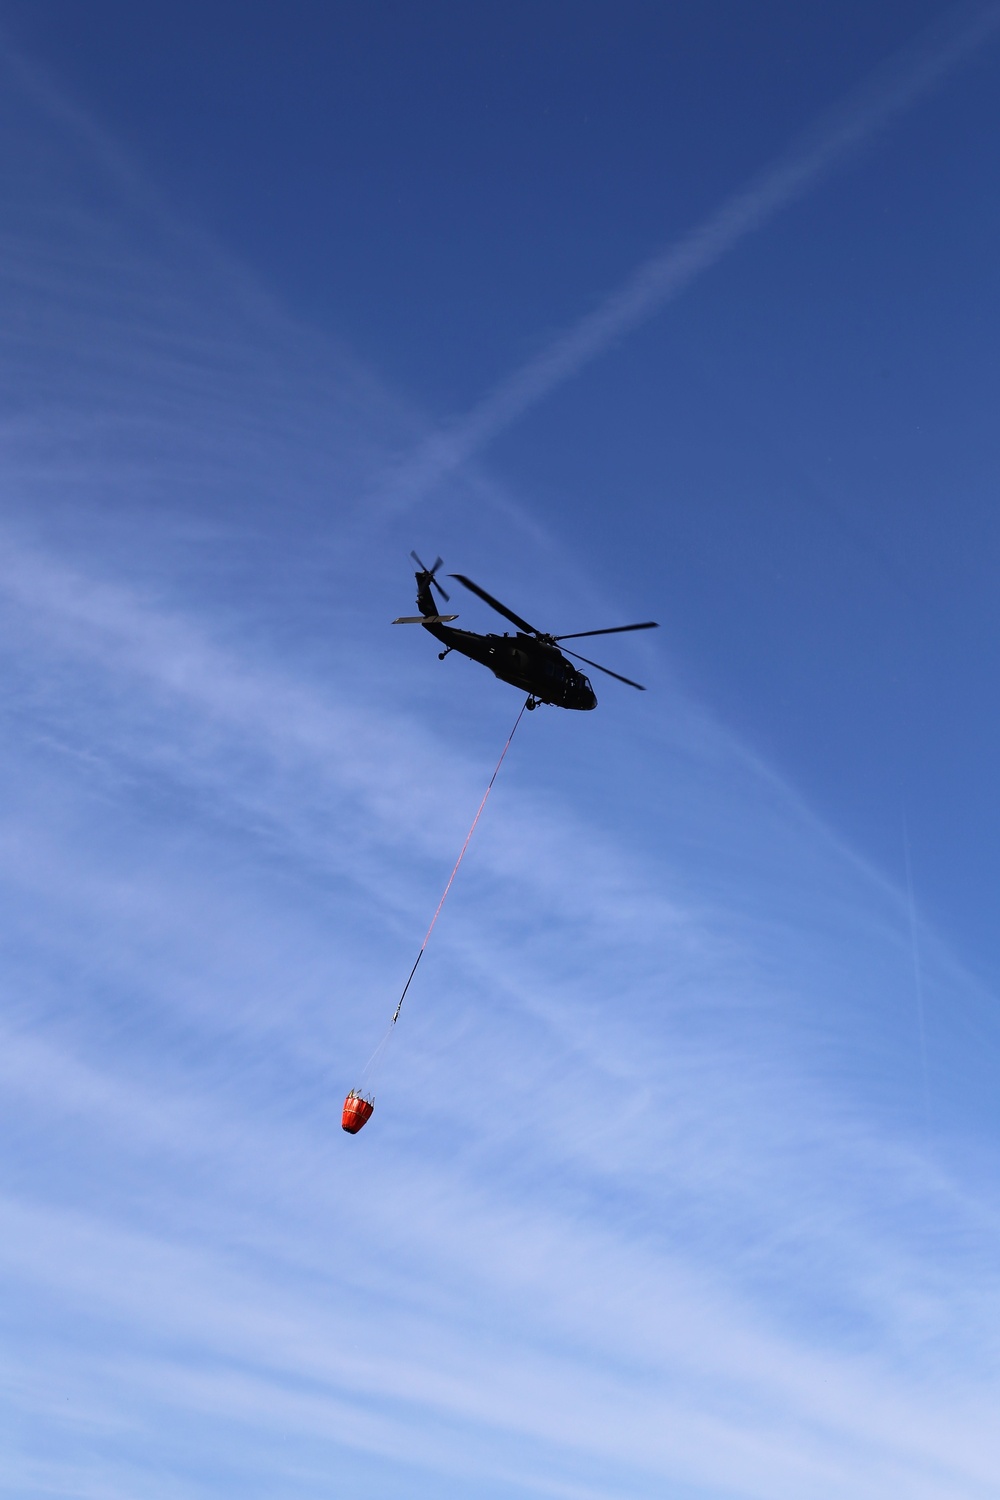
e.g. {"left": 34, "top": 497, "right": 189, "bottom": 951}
{"left": 379, "top": 2, "right": 1000, "bottom": 512}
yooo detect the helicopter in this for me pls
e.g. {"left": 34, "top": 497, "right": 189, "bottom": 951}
{"left": 394, "top": 553, "right": 658, "bottom": 710}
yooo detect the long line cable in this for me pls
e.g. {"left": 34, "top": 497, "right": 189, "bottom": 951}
{"left": 359, "top": 698, "right": 529, "bottom": 1087}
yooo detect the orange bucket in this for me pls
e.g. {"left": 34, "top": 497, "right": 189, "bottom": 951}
{"left": 342, "top": 1090, "right": 374, "bottom": 1134}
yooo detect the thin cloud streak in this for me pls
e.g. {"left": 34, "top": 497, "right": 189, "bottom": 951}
{"left": 7, "top": 523, "right": 1000, "bottom": 1496}
{"left": 5, "top": 1051, "right": 1000, "bottom": 1500}
{"left": 0, "top": 531, "right": 689, "bottom": 948}
{"left": 380, "top": 1, "right": 1000, "bottom": 511}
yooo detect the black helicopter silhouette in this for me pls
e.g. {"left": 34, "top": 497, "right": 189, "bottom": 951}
{"left": 394, "top": 553, "right": 658, "bottom": 710}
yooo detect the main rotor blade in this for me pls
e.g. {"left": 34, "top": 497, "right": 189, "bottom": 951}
{"left": 561, "top": 646, "right": 646, "bottom": 690}
{"left": 450, "top": 574, "right": 539, "bottom": 635}
{"left": 555, "top": 621, "right": 659, "bottom": 641}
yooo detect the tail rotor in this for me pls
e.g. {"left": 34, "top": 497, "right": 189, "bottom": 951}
{"left": 410, "top": 551, "right": 450, "bottom": 603}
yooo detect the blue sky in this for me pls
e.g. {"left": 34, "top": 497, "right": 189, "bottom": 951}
{"left": 2, "top": 4, "right": 1000, "bottom": 1497}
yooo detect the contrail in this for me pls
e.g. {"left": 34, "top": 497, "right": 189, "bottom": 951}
{"left": 379, "top": 2, "right": 1000, "bottom": 512}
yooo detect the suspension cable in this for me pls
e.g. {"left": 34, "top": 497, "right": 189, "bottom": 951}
{"left": 359, "top": 698, "right": 530, "bottom": 1085}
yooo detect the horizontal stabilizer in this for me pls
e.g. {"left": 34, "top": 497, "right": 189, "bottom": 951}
{"left": 392, "top": 613, "right": 459, "bottom": 624}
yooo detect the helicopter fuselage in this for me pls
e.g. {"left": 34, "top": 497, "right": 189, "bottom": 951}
{"left": 415, "top": 573, "right": 597, "bottom": 709}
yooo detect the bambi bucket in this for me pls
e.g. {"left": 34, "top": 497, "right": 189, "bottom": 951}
{"left": 342, "top": 1090, "right": 374, "bottom": 1134}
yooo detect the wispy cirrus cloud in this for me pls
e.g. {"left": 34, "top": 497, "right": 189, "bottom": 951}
{"left": 4, "top": 507, "right": 1000, "bottom": 1498}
